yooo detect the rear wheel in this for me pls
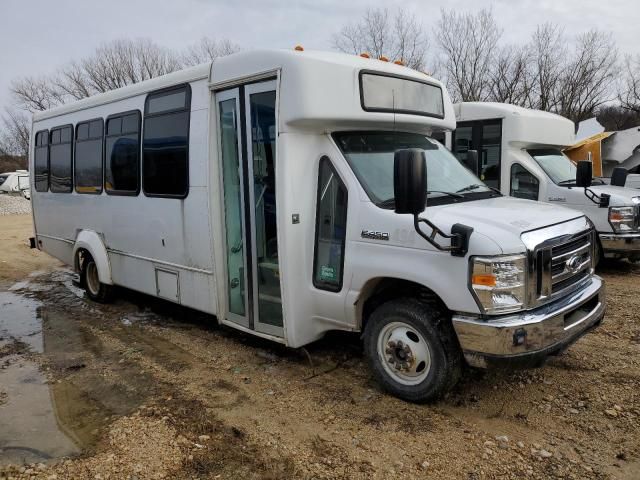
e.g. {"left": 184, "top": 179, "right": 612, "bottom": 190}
{"left": 81, "top": 252, "right": 113, "bottom": 303}
{"left": 364, "top": 298, "right": 462, "bottom": 402}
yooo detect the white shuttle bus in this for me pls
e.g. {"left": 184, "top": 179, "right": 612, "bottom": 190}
{"left": 30, "top": 50, "right": 605, "bottom": 401}
{"left": 451, "top": 102, "right": 640, "bottom": 262}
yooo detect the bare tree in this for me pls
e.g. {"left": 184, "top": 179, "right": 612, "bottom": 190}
{"left": 79, "top": 38, "right": 181, "bottom": 94}
{"left": 10, "top": 75, "right": 65, "bottom": 112}
{"left": 597, "top": 104, "right": 640, "bottom": 130}
{"left": 527, "top": 23, "right": 566, "bottom": 111}
{"left": 0, "top": 109, "right": 30, "bottom": 157}
{"left": 181, "top": 37, "right": 241, "bottom": 66}
{"left": 488, "top": 45, "right": 532, "bottom": 105}
{"left": 555, "top": 30, "right": 618, "bottom": 124}
{"left": 332, "top": 8, "right": 429, "bottom": 70}
{"left": 435, "top": 9, "right": 502, "bottom": 102}
{"left": 620, "top": 54, "right": 640, "bottom": 114}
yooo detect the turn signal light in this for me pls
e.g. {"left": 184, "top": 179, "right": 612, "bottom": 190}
{"left": 294, "top": 45, "right": 304, "bottom": 51}
{"left": 471, "top": 274, "right": 497, "bottom": 287}
{"left": 610, "top": 212, "right": 624, "bottom": 221}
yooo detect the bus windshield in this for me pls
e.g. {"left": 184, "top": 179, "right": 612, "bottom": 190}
{"left": 333, "top": 131, "right": 495, "bottom": 207}
{"left": 527, "top": 149, "right": 577, "bottom": 185}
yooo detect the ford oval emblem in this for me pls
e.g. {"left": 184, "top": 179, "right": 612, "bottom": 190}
{"left": 566, "top": 255, "right": 582, "bottom": 273}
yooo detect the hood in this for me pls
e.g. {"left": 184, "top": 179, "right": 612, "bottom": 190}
{"left": 429, "top": 196, "right": 585, "bottom": 253}
{"left": 589, "top": 184, "right": 640, "bottom": 206}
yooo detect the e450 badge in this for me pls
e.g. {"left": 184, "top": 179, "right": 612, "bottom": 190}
{"left": 361, "top": 230, "right": 390, "bottom": 241}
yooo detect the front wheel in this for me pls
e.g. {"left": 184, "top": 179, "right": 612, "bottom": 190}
{"left": 81, "top": 253, "right": 114, "bottom": 303}
{"left": 364, "top": 298, "right": 462, "bottom": 402}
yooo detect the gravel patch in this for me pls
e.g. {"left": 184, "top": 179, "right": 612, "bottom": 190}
{"left": 0, "top": 194, "right": 31, "bottom": 215}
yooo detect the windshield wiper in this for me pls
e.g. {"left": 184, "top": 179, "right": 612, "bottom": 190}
{"left": 455, "top": 183, "right": 501, "bottom": 195}
{"left": 427, "top": 190, "right": 464, "bottom": 199}
{"left": 557, "top": 179, "right": 576, "bottom": 186}
{"left": 377, "top": 190, "right": 464, "bottom": 208}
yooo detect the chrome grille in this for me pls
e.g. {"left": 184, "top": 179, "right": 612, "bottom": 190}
{"left": 550, "top": 231, "right": 592, "bottom": 295}
{"left": 521, "top": 217, "right": 595, "bottom": 309}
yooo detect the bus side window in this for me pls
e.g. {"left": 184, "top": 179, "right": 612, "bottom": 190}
{"left": 49, "top": 125, "right": 73, "bottom": 193}
{"left": 105, "top": 111, "right": 141, "bottom": 195}
{"left": 510, "top": 163, "right": 539, "bottom": 201}
{"left": 34, "top": 130, "right": 49, "bottom": 192}
{"left": 313, "top": 156, "right": 348, "bottom": 292}
{"left": 143, "top": 84, "right": 191, "bottom": 198}
{"left": 75, "top": 119, "right": 104, "bottom": 194}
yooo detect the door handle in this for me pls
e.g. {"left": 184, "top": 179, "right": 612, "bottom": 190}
{"left": 230, "top": 278, "right": 240, "bottom": 288}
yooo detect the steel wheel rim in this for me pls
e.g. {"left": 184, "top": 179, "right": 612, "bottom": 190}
{"left": 86, "top": 262, "right": 100, "bottom": 296}
{"left": 377, "top": 321, "right": 432, "bottom": 386}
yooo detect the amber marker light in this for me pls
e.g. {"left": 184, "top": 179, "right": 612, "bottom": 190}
{"left": 360, "top": 52, "right": 370, "bottom": 58}
{"left": 394, "top": 60, "right": 404, "bottom": 66}
{"left": 294, "top": 45, "right": 304, "bottom": 51}
{"left": 471, "top": 274, "right": 497, "bottom": 287}
{"left": 379, "top": 55, "right": 389, "bottom": 62}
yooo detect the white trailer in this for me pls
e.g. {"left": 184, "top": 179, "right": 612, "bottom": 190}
{"left": 30, "top": 50, "right": 604, "bottom": 401}
{"left": 0, "top": 170, "right": 30, "bottom": 194}
{"left": 452, "top": 102, "right": 640, "bottom": 261}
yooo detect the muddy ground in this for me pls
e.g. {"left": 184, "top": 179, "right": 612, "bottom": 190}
{"left": 0, "top": 213, "right": 638, "bottom": 480}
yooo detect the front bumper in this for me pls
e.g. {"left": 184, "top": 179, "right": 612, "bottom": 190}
{"left": 599, "top": 232, "right": 640, "bottom": 256}
{"left": 452, "top": 276, "right": 605, "bottom": 368}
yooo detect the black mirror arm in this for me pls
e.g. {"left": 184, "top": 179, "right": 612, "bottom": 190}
{"left": 413, "top": 215, "right": 473, "bottom": 257}
{"left": 583, "top": 188, "right": 610, "bottom": 208}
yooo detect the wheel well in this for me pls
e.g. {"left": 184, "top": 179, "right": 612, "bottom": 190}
{"left": 359, "top": 278, "right": 448, "bottom": 331}
{"left": 74, "top": 248, "right": 92, "bottom": 274}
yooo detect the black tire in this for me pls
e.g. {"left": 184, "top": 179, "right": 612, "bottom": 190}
{"left": 81, "top": 253, "right": 114, "bottom": 303}
{"left": 364, "top": 297, "right": 462, "bottom": 403}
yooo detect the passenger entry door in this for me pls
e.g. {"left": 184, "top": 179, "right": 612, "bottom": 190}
{"left": 216, "top": 80, "right": 283, "bottom": 338}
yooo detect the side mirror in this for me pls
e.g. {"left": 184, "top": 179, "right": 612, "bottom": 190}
{"left": 465, "top": 149, "right": 479, "bottom": 176}
{"left": 610, "top": 167, "right": 628, "bottom": 187}
{"left": 576, "top": 161, "right": 593, "bottom": 188}
{"left": 394, "top": 149, "right": 427, "bottom": 215}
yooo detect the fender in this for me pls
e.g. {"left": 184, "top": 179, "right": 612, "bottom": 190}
{"left": 73, "top": 230, "right": 113, "bottom": 285}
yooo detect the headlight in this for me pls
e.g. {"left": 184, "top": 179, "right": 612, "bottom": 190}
{"left": 608, "top": 205, "right": 639, "bottom": 233}
{"left": 470, "top": 254, "right": 527, "bottom": 314}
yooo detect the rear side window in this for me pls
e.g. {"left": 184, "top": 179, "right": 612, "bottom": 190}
{"left": 143, "top": 85, "right": 191, "bottom": 198}
{"left": 49, "top": 125, "right": 73, "bottom": 193}
{"left": 313, "top": 157, "right": 348, "bottom": 291}
{"left": 34, "top": 130, "right": 49, "bottom": 192}
{"left": 105, "top": 111, "right": 141, "bottom": 195}
{"left": 75, "top": 119, "right": 104, "bottom": 194}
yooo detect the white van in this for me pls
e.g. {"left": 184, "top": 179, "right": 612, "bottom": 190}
{"left": 30, "top": 50, "right": 605, "bottom": 401}
{"left": 0, "top": 170, "right": 30, "bottom": 194}
{"left": 452, "top": 102, "right": 640, "bottom": 262}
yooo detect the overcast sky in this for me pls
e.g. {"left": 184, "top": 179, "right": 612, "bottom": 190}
{"left": 1, "top": 0, "right": 638, "bottom": 115}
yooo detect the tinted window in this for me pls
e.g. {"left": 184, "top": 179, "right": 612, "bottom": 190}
{"left": 314, "top": 157, "right": 348, "bottom": 291}
{"left": 49, "top": 126, "right": 73, "bottom": 193}
{"left": 105, "top": 112, "right": 140, "bottom": 194}
{"left": 143, "top": 85, "right": 191, "bottom": 197}
{"left": 511, "top": 164, "right": 539, "bottom": 201}
{"left": 34, "top": 130, "right": 49, "bottom": 192}
{"left": 75, "top": 119, "right": 103, "bottom": 194}
{"left": 360, "top": 73, "right": 444, "bottom": 117}
{"left": 146, "top": 90, "right": 187, "bottom": 114}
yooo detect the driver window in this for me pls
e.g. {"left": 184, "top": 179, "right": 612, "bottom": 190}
{"left": 510, "top": 164, "right": 539, "bottom": 201}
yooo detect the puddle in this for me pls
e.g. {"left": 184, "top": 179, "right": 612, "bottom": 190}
{"left": 0, "top": 288, "right": 155, "bottom": 466}
{"left": 0, "top": 292, "right": 43, "bottom": 353}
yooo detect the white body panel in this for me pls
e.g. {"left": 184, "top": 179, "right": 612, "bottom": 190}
{"left": 31, "top": 52, "right": 592, "bottom": 351}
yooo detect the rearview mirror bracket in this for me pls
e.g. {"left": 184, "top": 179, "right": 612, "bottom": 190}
{"left": 583, "top": 188, "right": 610, "bottom": 208}
{"left": 413, "top": 215, "right": 473, "bottom": 257}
